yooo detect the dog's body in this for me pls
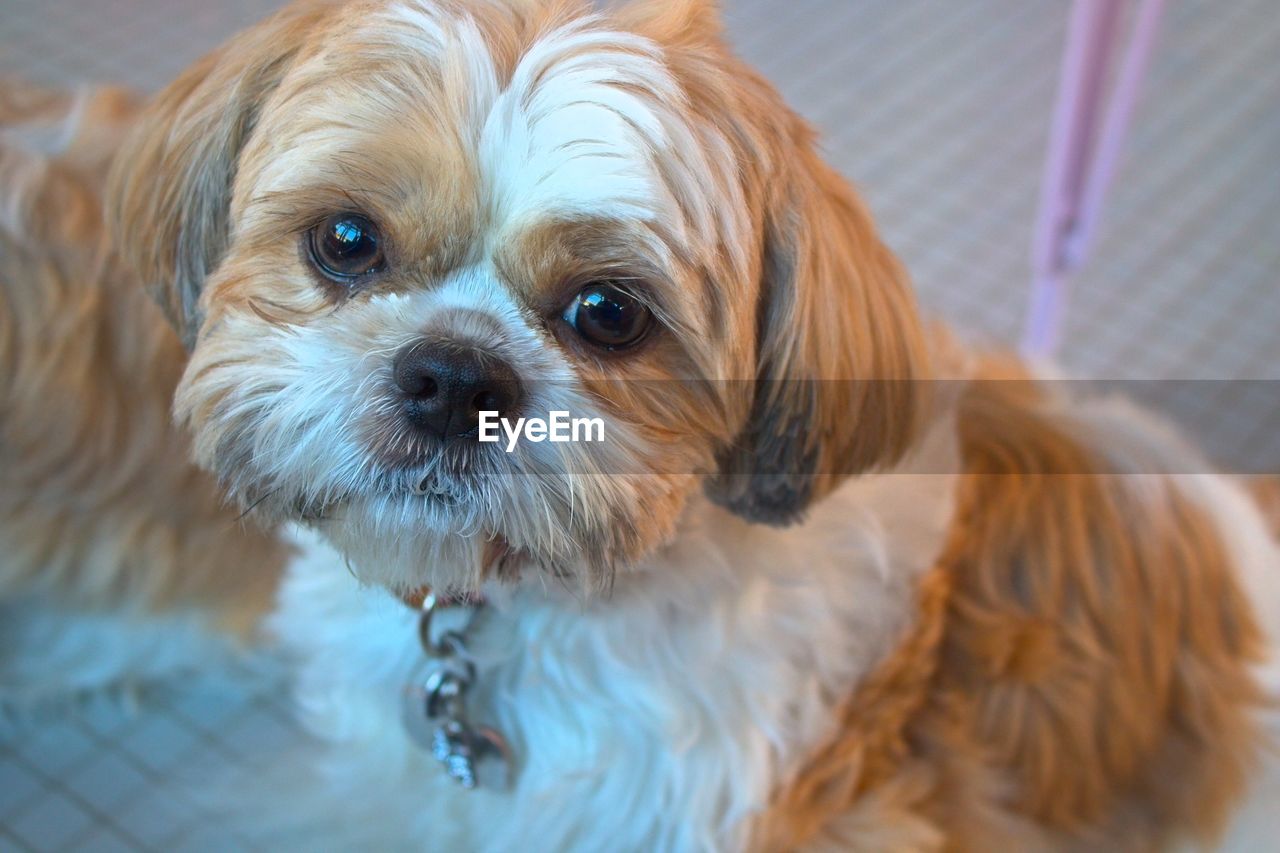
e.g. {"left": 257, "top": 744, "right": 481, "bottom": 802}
{"left": 2, "top": 0, "right": 1278, "bottom": 848}
{"left": 266, "top": 376, "right": 1280, "bottom": 851}
{"left": 0, "top": 83, "right": 287, "bottom": 700}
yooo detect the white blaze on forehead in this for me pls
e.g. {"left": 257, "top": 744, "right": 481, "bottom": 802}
{"left": 381, "top": 1, "right": 450, "bottom": 48}
{"left": 476, "top": 19, "right": 751, "bottom": 274}
{"left": 480, "top": 24, "right": 688, "bottom": 229}
{"left": 378, "top": 2, "right": 709, "bottom": 235}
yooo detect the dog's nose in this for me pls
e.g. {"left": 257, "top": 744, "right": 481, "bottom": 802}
{"left": 393, "top": 341, "right": 521, "bottom": 439}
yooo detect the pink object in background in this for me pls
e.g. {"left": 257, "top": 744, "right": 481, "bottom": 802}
{"left": 1024, "top": 0, "right": 1168, "bottom": 357}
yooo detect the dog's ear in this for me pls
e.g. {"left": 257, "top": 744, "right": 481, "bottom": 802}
{"left": 106, "top": 3, "right": 333, "bottom": 349}
{"left": 707, "top": 100, "right": 928, "bottom": 525}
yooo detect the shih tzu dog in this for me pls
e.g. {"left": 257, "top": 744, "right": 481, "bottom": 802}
{"left": 4, "top": 0, "right": 1279, "bottom": 848}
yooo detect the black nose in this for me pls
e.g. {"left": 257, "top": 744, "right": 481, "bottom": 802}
{"left": 393, "top": 340, "right": 521, "bottom": 439}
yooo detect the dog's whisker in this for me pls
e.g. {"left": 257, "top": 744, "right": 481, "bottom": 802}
{"left": 235, "top": 488, "right": 280, "bottom": 523}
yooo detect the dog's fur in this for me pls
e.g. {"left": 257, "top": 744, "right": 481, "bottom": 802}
{"left": 0, "top": 82, "right": 288, "bottom": 700}
{"left": 2, "top": 0, "right": 1277, "bottom": 847}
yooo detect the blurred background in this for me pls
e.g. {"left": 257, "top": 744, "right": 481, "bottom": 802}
{"left": 0, "top": 0, "right": 1277, "bottom": 849}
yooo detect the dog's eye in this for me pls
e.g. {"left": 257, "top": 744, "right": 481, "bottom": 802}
{"left": 562, "top": 282, "right": 653, "bottom": 351}
{"left": 308, "top": 213, "right": 385, "bottom": 282}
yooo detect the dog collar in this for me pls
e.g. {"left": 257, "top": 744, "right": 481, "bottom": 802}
{"left": 400, "top": 587, "right": 512, "bottom": 790}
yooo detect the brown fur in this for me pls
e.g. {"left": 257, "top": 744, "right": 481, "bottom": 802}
{"left": 648, "top": 18, "right": 930, "bottom": 523}
{"left": 941, "top": 367, "right": 1266, "bottom": 847}
{"left": 754, "top": 566, "right": 954, "bottom": 851}
{"left": 0, "top": 80, "right": 286, "bottom": 631}
{"left": 1247, "top": 477, "right": 1280, "bottom": 539}
{"left": 757, "top": 361, "right": 1269, "bottom": 850}
{"left": 107, "top": 1, "right": 343, "bottom": 348}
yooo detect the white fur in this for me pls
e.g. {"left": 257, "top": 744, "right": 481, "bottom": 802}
{"left": 182, "top": 258, "right": 654, "bottom": 593}
{"left": 258, "top": 418, "right": 960, "bottom": 849}
{"left": 12, "top": 6, "right": 1272, "bottom": 846}
{"left": 250, "top": 385, "right": 1280, "bottom": 849}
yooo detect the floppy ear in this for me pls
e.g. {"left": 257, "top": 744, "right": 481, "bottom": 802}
{"left": 707, "top": 105, "right": 928, "bottom": 524}
{"left": 106, "top": 2, "right": 333, "bottom": 349}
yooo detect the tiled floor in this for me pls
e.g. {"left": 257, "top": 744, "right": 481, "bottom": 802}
{"left": 1, "top": 0, "right": 1278, "bottom": 849}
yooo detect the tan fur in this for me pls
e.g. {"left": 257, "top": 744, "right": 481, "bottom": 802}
{"left": 758, "top": 361, "right": 1269, "bottom": 850}
{"left": 107, "top": 0, "right": 343, "bottom": 348}
{"left": 0, "top": 80, "right": 286, "bottom": 631}
{"left": 942, "top": 365, "right": 1266, "bottom": 847}
{"left": 651, "top": 21, "right": 929, "bottom": 522}
{"left": 754, "top": 567, "right": 953, "bottom": 850}
{"left": 1247, "top": 477, "right": 1280, "bottom": 539}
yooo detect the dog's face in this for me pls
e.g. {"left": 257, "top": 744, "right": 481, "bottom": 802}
{"left": 109, "top": 0, "right": 926, "bottom": 595}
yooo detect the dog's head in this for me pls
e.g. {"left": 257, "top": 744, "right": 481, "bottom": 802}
{"left": 108, "top": 0, "right": 926, "bottom": 595}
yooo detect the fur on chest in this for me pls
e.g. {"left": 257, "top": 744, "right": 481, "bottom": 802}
{"left": 272, "top": 376, "right": 1278, "bottom": 852}
{"left": 270, "top": 418, "right": 960, "bottom": 850}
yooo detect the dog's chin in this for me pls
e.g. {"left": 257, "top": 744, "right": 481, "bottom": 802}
{"left": 231, "top": 426, "right": 685, "bottom": 595}
{"left": 277, "top": 458, "right": 557, "bottom": 595}
{"left": 306, "top": 494, "right": 494, "bottom": 594}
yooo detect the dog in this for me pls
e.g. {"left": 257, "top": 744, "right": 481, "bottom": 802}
{"left": 4, "top": 0, "right": 1279, "bottom": 847}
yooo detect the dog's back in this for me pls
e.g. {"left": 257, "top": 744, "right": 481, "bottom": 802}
{"left": 758, "top": 357, "right": 1279, "bottom": 850}
{"left": 942, "top": 364, "right": 1277, "bottom": 848}
{"left": 0, "top": 80, "right": 163, "bottom": 599}
{"left": 0, "top": 81, "right": 286, "bottom": 701}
